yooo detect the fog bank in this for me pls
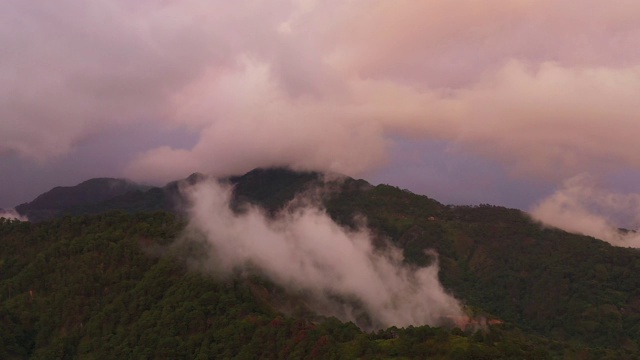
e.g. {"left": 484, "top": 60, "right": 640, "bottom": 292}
{"left": 181, "top": 180, "right": 463, "bottom": 329}
{"left": 531, "top": 175, "right": 640, "bottom": 248}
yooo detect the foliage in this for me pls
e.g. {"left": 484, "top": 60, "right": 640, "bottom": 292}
{"left": 4, "top": 168, "right": 640, "bottom": 359}
{"left": 1, "top": 212, "right": 558, "bottom": 359}
{"left": 324, "top": 187, "right": 640, "bottom": 358}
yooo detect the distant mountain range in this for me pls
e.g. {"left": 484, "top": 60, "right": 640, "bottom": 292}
{"left": 13, "top": 168, "right": 327, "bottom": 222}
{"left": 13, "top": 174, "right": 209, "bottom": 222}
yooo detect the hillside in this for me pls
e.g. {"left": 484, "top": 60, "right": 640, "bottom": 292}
{"left": 12, "top": 169, "right": 324, "bottom": 223}
{"left": 2, "top": 167, "right": 640, "bottom": 359}
{"left": 14, "top": 178, "right": 153, "bottom": 222}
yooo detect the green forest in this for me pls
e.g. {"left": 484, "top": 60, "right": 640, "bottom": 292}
{"left": 2, "top": 168, "right": 640, "bottom": 359}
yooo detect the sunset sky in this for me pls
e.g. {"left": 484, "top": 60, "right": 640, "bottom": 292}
{"left": 2, "top": 1, "right": 640, "bottom": 228}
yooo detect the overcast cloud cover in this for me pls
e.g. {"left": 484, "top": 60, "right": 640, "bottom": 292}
{"left": 2, "top": 0, "right": 640, "bottom": 241}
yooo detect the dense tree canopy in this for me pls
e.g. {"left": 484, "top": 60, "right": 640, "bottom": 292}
{"left": 3, "top": 168, "right": 640, "bottom": 359}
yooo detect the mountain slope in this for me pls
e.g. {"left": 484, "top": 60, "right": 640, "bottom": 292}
{"left": 15, "top": 178, "right": 151, "bottom": 221}
{"left": 0, "top": 212, "right": 556, "bottom": 359}
{"left": 3, "top": 167, "right": 640, "bottom": 358}
{"left": 13, "top": 173, "right": 215, "bottom": 222}
{"left": 215, "top": 168, "right": 640, "bottom": 353}
{"left": 12, "top": 168, "right": 325, "bottom": 222}
{"left": 324, "top": 184, "right": 640, "bottom": 352}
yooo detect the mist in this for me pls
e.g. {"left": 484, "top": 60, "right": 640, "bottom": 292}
{"left": 0, "top": 209, "right": 28, "bottom": 221}
{"left": 530, "top": 174, "right": 640, "bottom": 248}
{"left": 180, "top": 179, "right": 463, "bottom": 329}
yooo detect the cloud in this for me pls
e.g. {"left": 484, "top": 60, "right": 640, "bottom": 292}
{"left": 0, "top": 0, "right": 286, "bottom": 160}
{"left": 129, "top": 57, "right": 640, "bottom": 182}
{"left": 530, "top": 174, "right": 640, "bottom": 248}
{"left": 331, "top": 0, "right": 640, "bottom": 86}
{"left": 181, "top": 179, "right": 463, "bottom": 329}
{"left": 3, "top": 0, "right": 640, "bottom": 183}
{"left": 0, "top": 209, "right": 28, "bottom": 222}
{"left": 125, "top": 58, "right": 390, "bottom": 182}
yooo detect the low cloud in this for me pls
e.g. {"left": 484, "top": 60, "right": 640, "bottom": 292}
{"left": 530, "top": 174, "right": 640, "bottom": 247}
{"left": 180, "top": 179, "right": 463, "bottom": 329}
{"left": 0, "top": 209, "right": 28, "bottom": 222}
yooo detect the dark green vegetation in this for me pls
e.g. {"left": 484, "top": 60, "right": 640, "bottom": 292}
{"left": 14, "top": 178, "right": 162, "bottom": 222}
{"left": 3, "top": 168, "right": 640, "bottom": 359}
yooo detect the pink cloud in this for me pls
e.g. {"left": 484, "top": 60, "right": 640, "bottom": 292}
{"left": 531, "top": 174, "right": 640, "bottom": 247}
{"left": 2, "top": 0, "right": 639, "bottom": 183}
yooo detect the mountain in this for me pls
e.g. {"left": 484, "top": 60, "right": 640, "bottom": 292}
{"left": 0, "top": 211, "right": 556, "bottom": 359}
{"left": 3, "top": 167, "right": 640, "bottom": 358}
{"left": 227, "top": 167, "right": 322, "bottom": 212}
{"left": 13, "top": 168, "right": 325, "bottom": 222}
{"left": 15, "top": 178, "right": 153, "bottom": 221}
{"left": 14, "top": 173, "right": 217, "bottom": 222}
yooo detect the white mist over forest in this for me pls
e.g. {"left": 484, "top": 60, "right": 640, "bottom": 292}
{"left": 181, "top": 179, "right": 463, "bottom": 329}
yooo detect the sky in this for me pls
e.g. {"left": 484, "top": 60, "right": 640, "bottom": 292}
{"left": 2, "top": 1, "right": 640, "bottom": 231}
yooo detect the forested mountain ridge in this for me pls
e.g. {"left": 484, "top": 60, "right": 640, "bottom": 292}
{"left": 1, "top": 212, "right": 557, "bottom": 359}
{"left": 14, "top": 178, "right": 154, "bottom": 222}
{"left": 3, "top": 167, "right": 640, "bottom": 359}
{"left": 12, "top": 168, "right": 321, "bottom": 222}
